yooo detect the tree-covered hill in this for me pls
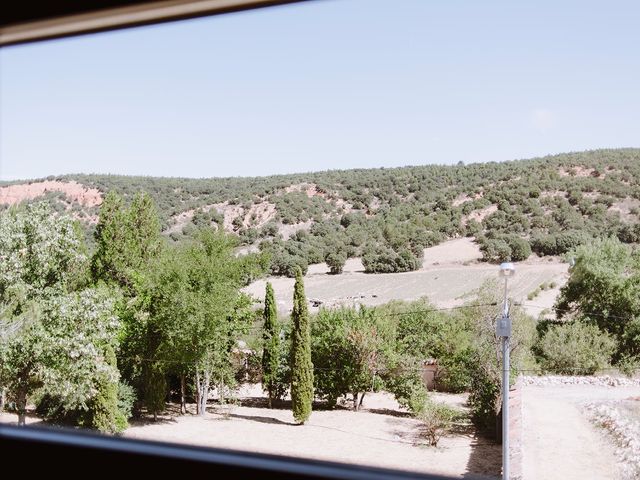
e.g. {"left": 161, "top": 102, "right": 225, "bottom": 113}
{"left": 2, "top": 148, "right": 640, "bottom": 276}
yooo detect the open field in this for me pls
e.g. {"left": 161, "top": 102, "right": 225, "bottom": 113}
{"left": 244, "top": 238, "right": 569, "bottom": 316}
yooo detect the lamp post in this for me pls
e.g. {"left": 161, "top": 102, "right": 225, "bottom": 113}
{"left": 498, "top": 262, "right": 515, "bottom": 480}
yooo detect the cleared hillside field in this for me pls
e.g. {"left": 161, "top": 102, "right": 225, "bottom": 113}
{"left": 244, "top": 238, "right": 569, "bottom": 316}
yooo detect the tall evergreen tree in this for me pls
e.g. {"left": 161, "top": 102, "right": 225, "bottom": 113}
{"left": 262, "top": 282, "right": 280, "bottom": 407}
{"left": 92, "top": 191, "right": 161, "bottom": 290}
{"left": 91, "top": 191, "right": 164, "bottom": 416}
{"left": 290, "top": 267, "right": 313, "bottom": 424}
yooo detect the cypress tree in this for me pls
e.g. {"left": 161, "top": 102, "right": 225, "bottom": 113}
{"left": 262, "top": 282, "right": 280, "bottom": 408}
{"left": 290, "top": 267, "right": 313, "bottom": 424}
{"left": 89, "top": 346, "right": 128, "bottom": 433}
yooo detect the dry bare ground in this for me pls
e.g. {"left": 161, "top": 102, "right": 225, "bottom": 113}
{"left": 519, "top": 380, "right": 640, "bottom": 480}
{"left": 0, "top": 180, "right": 102, "bottom": 207}
{"left": 122, "top": 385, "right": 500, "bottom": 479}
{"left": 244, "top": 238, "right": 569, "bottom": 315}
{"left": 0, "top": 386, "right": 500, "bottom": 478}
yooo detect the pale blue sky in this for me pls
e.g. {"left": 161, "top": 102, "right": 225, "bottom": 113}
{"left": 1, "top": 0, "right": 639, "bottom": 180}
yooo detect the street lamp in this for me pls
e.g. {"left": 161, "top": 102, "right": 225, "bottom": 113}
{"left": 498, "top": 262, "right": 515, "bottom": 480}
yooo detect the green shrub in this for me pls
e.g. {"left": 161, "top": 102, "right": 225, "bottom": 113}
{"left": 117, "top": 381, "right": 136, "bottom": 423}
{"left": 538, "top": 322, "right": 615, "bottom": 375}
{"left": 381, "top": 353, "right": 429, "bottom": 414}
{"left": 269, "top": 251, "right": 309, "bottom": 277}
{"left": 467, "top": 364, "right": 501, "bottom": 435}
{"left": 362, "top": 244, "right": 421, "bottom": 273}
{"left": 479, "top": 238, "right": 511, "bottom": 263}
{"left": 418, "top": 400, "right": 464, "bottom": 446}
{"left": 507, "top": 236, "right": 531, "bottom": 261}
{"left": 619, "top": 318, "right": 640, "bottom": 368}
{"left": 325, "top": 251, "right": 347, "bottom": 275}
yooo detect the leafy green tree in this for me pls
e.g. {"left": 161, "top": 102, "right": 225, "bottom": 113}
{"left": 312, "top": 307, "right": 386, "bottom": 410}
{"left": 556, "top": 237, "right": 640, "bottom": 363}
{"left": 463, "top": 280, "right": 537, "bottom": 437}
{"left": 290, "top": 267, "right": 313, "bottom": 424}
{"left": 144, "top": 229, "right": 261, "bottom": 417}
{"left": 383, "top": 300, "right": 473, "bottom": 393}
{"left": 538, "top": 322, "right": 615, "bottom": 374}
{"left": 91, "top": 191, "right": 165, "bottom": 414}
{"left": 0, "top": 204, "right": 121, "bottom": 428}
{"left": 92, "top": 191, "right": 162, "bottom": 290}
{"left": 361, "top": 244, "right": 421, "bottom": 273}
{"left": 262, "top": 283, "right": 282, "bottom": 407}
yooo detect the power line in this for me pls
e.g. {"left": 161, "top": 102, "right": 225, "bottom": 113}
{"left": 522, "top": 303, "right": 637, "bottom": 322}
{"left": 115, "top": 354, "right": 640, "bottom": 375}
{"left": 189, "top": 302, "right": 501, "bottom": 334}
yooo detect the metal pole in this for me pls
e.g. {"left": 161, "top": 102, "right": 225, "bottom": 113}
{"left": 502, "top": 277, "right": 510, "bottom": 480}
{"left": 502, "top": 333, "right": 510, "bottom": 480}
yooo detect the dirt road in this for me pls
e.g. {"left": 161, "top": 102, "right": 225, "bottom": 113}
{"left": 520, "top": 384, "right": 640, "bottom": 480}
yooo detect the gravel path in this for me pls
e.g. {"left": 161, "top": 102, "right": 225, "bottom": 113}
{"left": 520, "top": 380, "right": 640, "bottom": 480}
{"left": 585, "top": 400, "right": 640, "bottom": 479}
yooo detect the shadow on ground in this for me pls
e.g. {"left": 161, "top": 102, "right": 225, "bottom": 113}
{"left": 226, "top": 413, "right": 296, "bottom": 426}
{"left": 366, "top": 408, "right": 412, "bottom": 418}
{"left": 462, "top": 433, "right": 501, "bottom": 480}
{"left": 238, "top": 396, "right": 352, "bottom": 412}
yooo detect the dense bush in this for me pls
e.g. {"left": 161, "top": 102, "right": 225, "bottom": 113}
{"left": 479, "top": 237, "right": 512, "bottom": 263}
{"left": 507, "top": 236, "right": 532, "bottom": 261}
{"left": 380, "top": 300, "right": 473, "bottom": 393}
{"left": 531, "top": 230, "right": 589, "bottom": 256}
{"left": 361, "top": 244, "right": 421, "bottom": 273}
{"left": 380, "top": 352, "right": 429, "bottom": 414}
{"left": 312, "top": 307, "right": 387, "bottom": 409}
{"left": 478, "top": 235, "right": 531, "bottom": 263}
{"left": 538, "top": 322, "right": 615, "bottom": 375}
{"left": 325, "top": 251, "right": 347, "bottom": 274}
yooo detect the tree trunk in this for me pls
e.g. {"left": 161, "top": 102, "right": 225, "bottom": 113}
{"left": 353, "top": 392, "right": 359, "bottom": 411}
{"left": 16, "top": 388, "right": 27, "bottom": 426}
{"left": 267, "top": 388, "right": 272, "bottom": 409}
{"left": 359, "top": 392, "right": 365, "bottom": 409}
{"left": 195, "top": 372, "right": 201, "bottom": 416}
{"left": 197, "top": 371, "right": 210, "bottom": 416}
{"left": 180, "top": 375, "right": 186, "bottom": 415}
{"left": 0, "top": 387, "right": 5, "bottom": 411}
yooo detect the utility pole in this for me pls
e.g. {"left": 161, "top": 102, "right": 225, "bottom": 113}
{"left": 497, "top": 262, "right": 515, "bottom": 480}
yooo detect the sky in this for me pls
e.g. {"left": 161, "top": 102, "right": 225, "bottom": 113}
{"left": 1, "top": 0, "right": 639, "bottom": 181}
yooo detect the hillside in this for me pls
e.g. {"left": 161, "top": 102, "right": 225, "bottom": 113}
{"left": 1, "top": 148, "right": 639, "bottom": 276}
